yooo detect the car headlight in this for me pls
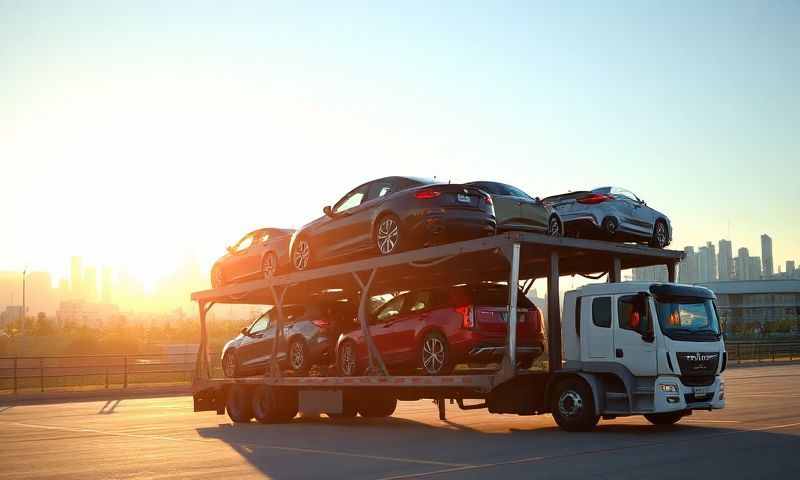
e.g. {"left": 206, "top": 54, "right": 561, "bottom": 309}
{"left": 660, "top": 383, "right": 679, "bottom": 393}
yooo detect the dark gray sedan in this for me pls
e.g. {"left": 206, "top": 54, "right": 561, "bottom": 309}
{"left": 543, "top": 187, "right": 671, "bottom": 248}
{"left": 466, "top": 181, "right": 563, "bottom": 236}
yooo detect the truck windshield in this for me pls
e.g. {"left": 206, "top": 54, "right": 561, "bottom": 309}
{"left": 654, "top": 298, "right": 720, "bottom": 341}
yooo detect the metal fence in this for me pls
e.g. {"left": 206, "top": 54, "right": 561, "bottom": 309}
{"left": 1, "top": 341, "right": 799, "bottom": 394}
{"left": 0, "top": 352, "right": 222, "bottom": 394}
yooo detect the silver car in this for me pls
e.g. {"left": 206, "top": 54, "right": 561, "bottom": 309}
{"left": 543, "top": 187, "right": 671, "bottom": 248}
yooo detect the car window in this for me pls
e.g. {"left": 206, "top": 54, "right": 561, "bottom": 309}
{"left": 334, "top": 185, "right": 368, "bottom": 213}
{"left": 502, "top": 184, "right": 533, "bottom": 200}
{"left": 592, "top": 297, "right": 611, "bottom": 328}
{"left": 618, "top": 295, "right": 650, "bottom": 335}
{"left": 610, "top": 187, "right": 639, "bottom": 202}
{"left": 249, "top": 314, "right": 270, "bottom": 334}
{"left": 467, "top": 182, "right": 501, "bottom": 195}
{"left": 376, "top": 294, "right": 406, "bottom": 322}
{"left": 376, "top": 184, "right": 393, "bottom": 198}
{"left": 234, "top": 234, "right": 254, "bottom": 253}
{"left": 408, "top": 290, "right": 433, "bottom": 312}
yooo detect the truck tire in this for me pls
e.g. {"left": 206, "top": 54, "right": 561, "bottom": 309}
{"left": 644, "top": 411, "right": 684, "bottom": 426}
{"left": 550, "top": 378, "right": 599, "bottom": 432}
{"left": 226, "top": 384, "right": 253, "bottom": 423}
{"left": 252, "top": 386, "right": 297, "bottom": 424}
{"left": 358, "top": 396, "right": 397, "bottom": 418}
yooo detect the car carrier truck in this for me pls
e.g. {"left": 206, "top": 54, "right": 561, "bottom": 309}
{"left": 190, "top": 231, "right": 726, "bottom": 431}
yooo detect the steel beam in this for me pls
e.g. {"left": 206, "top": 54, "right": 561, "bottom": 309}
{"left": 547, "top": 250, "right": 562, "bottom": 370}
{"left": 667, "top": 261, "right": 677, "bottom": 283}
{"left": 267, "top": 284, "right": 289, "bottom": 378}
{"left": 609, "top": 256, "right": 622, "bottom": 283}
{"left": 352, "top": 270, "right": 388, "bottom": 375}
{"left": 193, "top": 301, "right": 213, "bottom": 382}
{"left": 504, "top": 243, "right": 521, "bottom": 372}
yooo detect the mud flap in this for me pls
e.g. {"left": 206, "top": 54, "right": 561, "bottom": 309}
{"left": 193, "top": 386, "right": 225, "bottom": 414}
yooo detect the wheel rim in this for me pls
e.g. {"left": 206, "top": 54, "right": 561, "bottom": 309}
{"left": 655, "top": 223, "right": 667, "bottom": 247}
{"left": 290, "top": 342, "right": 304, "bottom": 370}
{"left": 422, "top": 336, "right": 445, "bottom": 374}
{"left": 341, "top": 343, "right": 356, "bottom": 375}
{"left": 548, "top": 217, "right": 561, "bottom": 236}
{"left": 377, "top": 218, "right": 400, "bottom": 255}
{"left": 293, "top": 240, "right": 310, "bottom": 270}
{"left": 263, "top": 254, "right": 277, "bottom": 278}
{"left": 223, "top": 353, "right": 236, "bottom": 377}
{"left": 606, "top": 220, "right": 617, "bottom": 235}
{"left": 558, "top": 390, "right": 583, "bottom": 417}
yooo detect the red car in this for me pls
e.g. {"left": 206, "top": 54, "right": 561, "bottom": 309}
{"left": 211, "top": 228, "right": 295, "bottom": 288}
{"left": 336, "top": 284, "right": 545, "bottom": 376}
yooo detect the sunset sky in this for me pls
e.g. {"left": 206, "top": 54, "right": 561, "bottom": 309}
{"left": 2, "top": 2, "right": 798, "bottom": 291}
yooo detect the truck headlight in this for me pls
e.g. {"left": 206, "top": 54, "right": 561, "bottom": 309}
{"left": 660, "top": 383, "right": 679, "bottom": 393}
{"left": 719, "top": 382, "right": 725, "bottom": 392}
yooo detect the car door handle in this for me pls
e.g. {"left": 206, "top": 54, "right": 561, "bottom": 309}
{"left": 615, "top": 348, "right": 624, "bottom": 358}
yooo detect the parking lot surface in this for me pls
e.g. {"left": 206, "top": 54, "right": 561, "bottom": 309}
{"left": 2, "top": 364, "right": 800, "bottom": 479}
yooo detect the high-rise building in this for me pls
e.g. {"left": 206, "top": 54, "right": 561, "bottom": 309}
{"left": 632, "top": 265, "right": 668, "bottom": 282}
{"left": 787, "top": 261, "right": 796, "bottom": 277}
{"left": 761, "top": 234, "right": 774, "bottom": 277}
{"left": 697, "top": 242, "right": 717, "bottom": 283}
{"left": 718, "top": 239, "right": 733, "bottom": 281}
{"left": 70, "top": 256, "right": 83, "bottom": 299}
{"left": 83, "top": 266, "right": 97, "bottom": 302}
{"left": 101, "top": 266, "right": 113, "bottom": 304}
{"left": 734, "top": 247, "right": 749, "bottom": 280}
{"left": 748, "top": 256, "right": 762, "bottom": 280}
{"left": 679, "top": 247, "right": 698, "bottom": 284}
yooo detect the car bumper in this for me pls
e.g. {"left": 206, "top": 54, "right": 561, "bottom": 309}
{"left": 653, "top": 375, "right": 725, "bottom": 412}
{"left": 412, "top": 209, "right": 496, "bottom": 245}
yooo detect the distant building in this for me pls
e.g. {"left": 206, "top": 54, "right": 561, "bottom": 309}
{"left": 679, "top": 247, "right": 698, "bottom": 284}
{"left": 699, "top": 280, "right": 800, "bottom": 330}
{"left": 718, "top": 239, "right": 733, "bottom": 281}
{"left": 697, "top": 242, "right": 717, "bottom": 283}
{"left": 761, "top": 234, "right": 774, "bottom": 277}
{"left": 84, "top": 267, "right": 97, "bottom": 302}
{"left": 735, "top": 247, "right": 750, "bottom": 280}
{"left": 0, "top": 305, "right": 24, "bottom": 328}
{"left": 70, "top": 256, "right": 83, "bottom": 299}
{"left": 101, "top": 266, "right": 113, "bottom": 304}
{"left": 632, "top": 265, "right": 669, "bottom": 282}
{"left": 787, "top": 261, "right": 796, "bottom": 278}
{"left": 748, "top": 256, "right": 762, "bottom": 281}
{"left": 56, "top": 300, "right": 119, "bottom": 328}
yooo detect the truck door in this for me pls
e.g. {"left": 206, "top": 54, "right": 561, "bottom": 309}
{"left": 583, "top": 296, "right": 614, "bottom": 360}
{"left": 613, "top": 294, "right": 657, "bottom": 377}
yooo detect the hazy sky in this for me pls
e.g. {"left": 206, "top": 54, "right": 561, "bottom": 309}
{"left": 2, "top": 1, "right": 798, "bottom": 287}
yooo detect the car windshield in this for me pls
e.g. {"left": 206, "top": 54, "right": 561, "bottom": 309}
{"left": 654, "top": 298, "right": 720, "bottom": 339}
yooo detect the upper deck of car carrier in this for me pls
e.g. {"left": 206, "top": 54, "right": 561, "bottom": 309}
{"left": 191, "top": 231, "right": 684, "bottom": 405}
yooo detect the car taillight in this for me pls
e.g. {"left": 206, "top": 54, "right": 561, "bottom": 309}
{"left": 456, "top": 305, "right": 474, "bottom": 329}
{"left": 577, "top": 193, "right": 614, "bottom": 204}
{"left": 415, "top": 189, "right": 441, "bottom": 199}
{"left": 312, "top": 319, "right": 330, "bottom": 329}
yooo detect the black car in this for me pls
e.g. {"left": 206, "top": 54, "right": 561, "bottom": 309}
{"left": 466, "top": 181, "right": 563, "bottom": 236}
{"left": 221, "top": 301, "right": 356, "bottom": 377}
{"left": 289, "top": 176, "right": 496, "bottom": 271}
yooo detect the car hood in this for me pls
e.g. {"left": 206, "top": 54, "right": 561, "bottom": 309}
{"left": 222, "top": 335, "right": 245, "bottom": 356}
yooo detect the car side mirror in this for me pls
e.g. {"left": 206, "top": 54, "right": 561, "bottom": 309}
{"left": 240, "top": 327, "right": 249, "bottom": 336}
{"left": 534, "top": 196, "right": 542, "bottom": 204}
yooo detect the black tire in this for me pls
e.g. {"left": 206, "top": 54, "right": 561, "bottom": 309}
{"left": 222, "top": 350, "right": 239, "bottom": 378}
{"left": 547, "top": 215, "right": 563, "bottom": 237}
{"left": 602, "top": 217, "right": 619, "bottom": 237}
{"left": 644, "top": 411, "right": 685, "bottom": 426}
{"left": 375, "top": 214, "right": 402, "bottom": 256}
{"left": 650, "top": 220, "right": 669, "bottom": 249}
{"left": 262, "top": 252, "right": 278, "bottom": 278}
{"left": 420, "top": 331, "right": 453, "bottom": 375}
{"left": 337, "top": 340, "right": 360, "bottom": 376}
{"left": 292, "top": 237, "right": 312, "bottom": 271}
{"left": 358, "top": 396, "right": 397, "bottom": 418}
{"left": 550, "top": 378, "right": 600, "bottom": 432}
{"left": 252, "top": 386, "right": 297, "bottom": 424}
{"left": 226, "top": 384, "right": 253, "bottom": 423}
{"left": 288, "top": 338, "right": 310, "bottom": 374}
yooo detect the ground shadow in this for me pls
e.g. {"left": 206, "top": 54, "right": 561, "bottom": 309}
{"left": 98, "top": 399, "right": 121, "bottom": 414}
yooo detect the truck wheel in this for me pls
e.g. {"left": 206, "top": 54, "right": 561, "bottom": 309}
{"left": 226, "top": 384, "right": 253, "bottom": 423}
{"left": 644, "top": 411, "right": 684, "bottom": 426}
{"left": 550, "top": 378, "right": 599, "bottom": 432}
{"left": 252, "top": 386, "right": 297, "bottom": 424}
{"left": 358, "top": 396, "right": 397, "bottom": 418}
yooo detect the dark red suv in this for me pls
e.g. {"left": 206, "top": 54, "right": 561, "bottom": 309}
{"left": 336, "top": 284, "right": 545, "bottom": 376}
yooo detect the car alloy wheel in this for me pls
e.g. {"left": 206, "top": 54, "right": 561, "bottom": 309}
{"left": 422, "top": 334, "right": 446, "bottom": 375}
{"left": 548, "top": 217, "right": 562, "bottom": 237}
{"left": 558, "top": 390, "right": 584, "bottom": 417}
{"left": 339, "top": 342, "right": 357, "bottom": 376}
{"left": 654, "top": 222, "right": 667, "bottom": 248}
{"left": 262, "top": 253, "right": 277, "bottom": 278}
{"left": 293, "top": 239, "right": 311, "bottom": 271}
{"left": 603, "top": 218, "right": 618, "bottom": 236}
{"left": 290, "top": 341, "right": 305, "bottom": 371}
{"left": 376, "top": 217, "right": 400, "bottom": 255}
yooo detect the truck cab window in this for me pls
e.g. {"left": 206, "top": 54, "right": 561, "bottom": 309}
{"left": 592, "top": 297, "right": 611, "bottom": 328}
{"left": 618, "top": 295, "right": 650, "bottom": 335}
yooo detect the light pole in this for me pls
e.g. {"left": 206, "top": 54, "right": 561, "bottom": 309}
{"left": 21, "top": 268, "right": 26, "bottom": 334}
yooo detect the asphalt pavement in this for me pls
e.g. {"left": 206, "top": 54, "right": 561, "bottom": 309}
{"left": 2, "top": 364, "right": 799, "bottom": 479}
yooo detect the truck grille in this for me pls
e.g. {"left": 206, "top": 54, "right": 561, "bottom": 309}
{"left": 676, "top": 352, "right": 719, "bottom": 377}
{"left": 680, "top": 375, "right": 715, "bottom": 387}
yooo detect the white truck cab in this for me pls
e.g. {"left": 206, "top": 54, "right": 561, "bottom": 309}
{"left": 554, "top": 282, "right": 726, "bottom": 430}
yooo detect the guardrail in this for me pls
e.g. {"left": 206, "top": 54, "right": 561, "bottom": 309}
{"left": 1, "top": 341, "right": 799, "bottom": 394}
{"left": 0, "top": 352, "right": 222, "bottom": 394}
